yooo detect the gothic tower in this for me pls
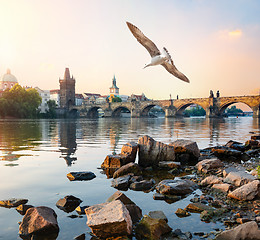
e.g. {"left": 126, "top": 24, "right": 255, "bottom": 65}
{"left": 59, "top": 68, "right": 75, "bottom": 109}
{"left": 109, "top": 75, "right": 119, "bottom": 95}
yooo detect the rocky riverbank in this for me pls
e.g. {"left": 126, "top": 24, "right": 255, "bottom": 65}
{"left": 1, "top": 134, "right": 260, "bottom": 239}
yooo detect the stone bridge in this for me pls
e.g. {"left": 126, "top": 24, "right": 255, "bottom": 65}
{"left": 70, "top": 95, "right": 260, "bottom": 118}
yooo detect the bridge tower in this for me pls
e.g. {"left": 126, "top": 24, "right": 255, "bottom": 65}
{"left": 109, "top": 75, "right": 119, "bottom": 95}
{"left": 59, "top": 68, "right": 75, "bottom": 109}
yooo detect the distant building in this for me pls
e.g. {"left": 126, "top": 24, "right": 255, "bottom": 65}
{"left": 75, "top": 94, "right": 84, "bottom": 106}
{"left": 96, "top": 95, "right": 107, "bottom": 104}
{"left": 50, "top": 89, "right": 60, "bottom": 107}
{"left": 0, "top": 69, "right": 18, "bottom": 90}
{"left": 119, "top": 95, "right": 129, "bottom": 102}
{"left": 59, "top": 68, "right": 75, "bottom": 109}
{"left": 130, "top": 93, "right": 148, "bottom": 101}
{"left": 83, "top": 93, "right": 101, "bottom": 104}
{"left": 109, "top": 75, "right": 119, "bottom": 95}
{"left": 35, "top": 87, "right": 50, "bottom": 113}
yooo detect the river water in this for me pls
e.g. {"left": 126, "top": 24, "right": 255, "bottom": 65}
{"left": 0, "top": 117, "right": 259, "bottom": 239}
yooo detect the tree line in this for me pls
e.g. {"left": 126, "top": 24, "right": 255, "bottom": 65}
{"left": 0, "top": 84, "right": 56, "bottom": 118}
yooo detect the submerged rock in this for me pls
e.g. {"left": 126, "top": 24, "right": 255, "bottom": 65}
{"left": 135, "top": 215, "right": 172, "bottom": 240}
{"left": 85, "top": 200, "right": 132, "bottom": 239}
{"left": 148, "top": 211, "right": 168, "bottom": 223}
{"left": 175, "top": 208, "right": 191, "bottom": 217}
{"left": 56, "top": 195, "right": 82, "bottom": 213}
{"left": 67, "top": 171, "right": 96, "bottom": 181}
{"left": 156, "top": 179, "right": 198, "bottom": 196}
{"left": 138, "top": 135, "right": 175, "bottom": 168}
{"left": 19, "top": 206, "right": 59, "bottom": 239}
{"left": 129, "top": 179, "right": 154, "bottom": 191}
{"left": 0, "top": 198, "right": 28, "bottom": 208}
{"left": 185, "top": 202, "right": 214, "bottom": 213}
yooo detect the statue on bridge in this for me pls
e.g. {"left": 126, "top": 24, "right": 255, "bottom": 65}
{"left": 209, "top": 90, "right": 214, "bottom": 98}
{"left": 216, "top": 90, "right": 220, "bottom": 98}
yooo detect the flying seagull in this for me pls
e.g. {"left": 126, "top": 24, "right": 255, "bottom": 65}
{"left": 126, "top": 22, "right": 190, "bottom": 83}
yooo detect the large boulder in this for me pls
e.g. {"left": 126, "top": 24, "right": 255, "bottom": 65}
{"left": 106, "top": 191, "right": 142, "bottom": 224}
{"left": 67, "top": 171, "right": 96, "bottom": 181}
{"left": 138, "top": 135, "right": 175, "bottom": 168}
{"left": 216, "top": 221, "right": 260, "bottom": 240}
{"left": 0, "top": 198, "right": 28, "bottom": 208}
{"left": 56, "top": 195, "right": 82, "bottom": 213}
{"left": 156, "top": 179, "right": 198, "bottom": 196}
{"left": 101, "top": 142, "right": 138, "bottom": 169}
{"left": 228, "top": 180, "right": 260, "bottom": 201}
{"left": 120, "top": 142, "right": 138, "bottom": 163}
{"left": 212, "top": 183, "right": 231, "bottom": 193}
{"left": 196, "top": 158, "right": 224, "bottom": 173}
{"left": 113, "top": 163, "right": 142, "bottom": 179}
{"left": 85, "top": 200, "right": 132, "bottom": 239}
{"left": 224, "top": 171, "right": 256, "bottom": 187}
{"left": 169, "top": 139, "right": 200, "bottom": 163}
{"left": 19, "top": 206, "right": 59, "bottom": 239}
{"left": 135, "top": 215, "right": 172, "bottom": 240}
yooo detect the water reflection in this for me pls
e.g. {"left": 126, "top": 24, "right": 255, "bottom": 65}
{"left": 59, "top": 120, "right": 77, "bottom": 166}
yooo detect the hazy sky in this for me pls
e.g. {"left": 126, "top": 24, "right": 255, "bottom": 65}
{"left": 0, "top": 0, "right": 259, "bottom": 100}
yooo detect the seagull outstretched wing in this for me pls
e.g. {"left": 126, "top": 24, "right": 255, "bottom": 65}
{"left": 126, "top": 22, "right": 160, "bottom": 57}
{"left": 161, "top": 62, "right": 190, "bottom": 83}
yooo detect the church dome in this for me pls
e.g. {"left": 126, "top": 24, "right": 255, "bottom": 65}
{"left": 0, "top": 69, "right": 18, "bottom": 83}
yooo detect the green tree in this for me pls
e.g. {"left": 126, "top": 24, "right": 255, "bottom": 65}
{"left": 46, "top": 100, "right": 57, "bottom": 118}
{"left": 184, "top": 105, "right": 206, "bottom": 116}
{"left": 112, "top": 97, "right": 122, "bottom": 102}
{"left": 0, "top": 84, "right": 41, "bottom": 118}
{"left": 225, "top": 106, "right": 243, "bottom": 116}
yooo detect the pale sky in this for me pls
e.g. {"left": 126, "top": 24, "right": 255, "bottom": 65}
{"left": 0, "top": 0, "right": 259, "bottom": 100}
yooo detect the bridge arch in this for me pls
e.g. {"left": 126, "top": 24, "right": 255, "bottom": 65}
{"left": 176, "top": 103, "right": 206, "bottom": 116}
{"left": 140, "top": 103, "right": 165, "bottom": 117}
{"left": 219, "top": 101, "right": 253, "bottom": 115}
{"left": 112, "top": 106, "right": 131, "bottom": 117}
{"left": 86, "top": 106, "right": 104, "bottom": 118}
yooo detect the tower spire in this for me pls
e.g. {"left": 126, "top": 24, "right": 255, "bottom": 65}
{"left": 64, "top": 68, "right": 70, "bottom": 80}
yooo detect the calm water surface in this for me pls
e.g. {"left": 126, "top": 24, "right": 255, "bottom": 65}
{"left": 0, "top": 117, "right": 259, "bottom": 239}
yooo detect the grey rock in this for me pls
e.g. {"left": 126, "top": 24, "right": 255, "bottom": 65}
{"left": 111, "top": 174, "right": 132, "bottom": 190}
{"left": 56, "top": 195, "right": 82, "bottom": 213}
{"left": 156, "top": 179, "right": 198, "bottom": 196}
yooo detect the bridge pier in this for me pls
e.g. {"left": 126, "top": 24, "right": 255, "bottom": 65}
{"left": 253, "top": 106, "right": 260, "bottom": 118}
{"left": 164, "top": 107, "right": 176, "bottom": 118}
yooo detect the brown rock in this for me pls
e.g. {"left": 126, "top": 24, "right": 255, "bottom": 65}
{"left": 216, "top": 221, "right": 260, "bottom": 240}
{"left": 113, "top": 163, "right": 142, "bottom": 179}
{"left": 138, "top": 135, "right": 175, "bottom": 168}
{"left": 169, "top": 139, "right": 200, "bottom": 159}
{"left": 224, "top": 171, "right": 256, "bottom": 187}
{"left": 185, "top": 202, "right": 213, "bottom": 213}
{"left": 200, "top": 175, "right": 223, "bottom": 186}
{"left": 85, "top": 200, "right": 132, "bottom": 239}
{"left": 251, "top": 135, "right": 260, "bottom": 140}
{"left": 56, "top": 195, "right": 82, "bottom": 213}
{"left": 158, "top": 161, "right": 181, "bottom": 169}
{"left": 228, "top": 180, "right": 260, "bottom": 201}
{"left": 19, "top": 206, "right": 59, "bottom": 238}
{"left": 196, "top": 158, "right": 224, "bottom": 173}
{"left": 106, "top": 191, "right": 142, "bottom": 224}
{"left": 121, "top": 142, "right": 138, "bottom": 163}
{"left": 0, "top": 198, "right": 28, "bottom": 208}
{"left": 16, "top": 204, "right": 34, "bottom": 215}
{"left": 212, "top": 183, "right": 231, "bottom": 193}
{"left": 175, "top": 208, "right": 191, "bottom": 217}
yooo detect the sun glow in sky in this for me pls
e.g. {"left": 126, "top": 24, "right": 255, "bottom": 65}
{"left": 0, "top": 0, "right": 259, "bottom": 100}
